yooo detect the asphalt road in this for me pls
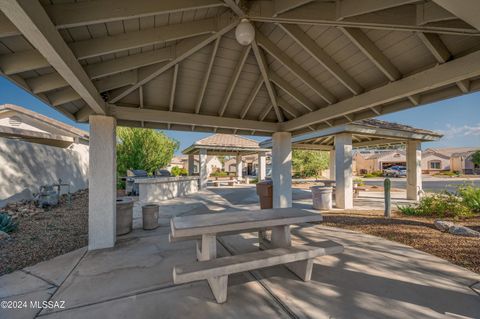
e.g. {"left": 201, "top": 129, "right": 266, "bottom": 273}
{"left": 362, "top": 177, "right": 480, "bottom": 193}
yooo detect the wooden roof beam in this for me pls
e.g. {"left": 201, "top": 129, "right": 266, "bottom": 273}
{"left": 251, "top": 40, "right": 284, "bottom": 122}
{"left": 169, "top": 64, "right": 179, "bottom": 112}
{"left": 256, "top": 31, "right": 337, "bottom": 104}
{"left": 281, "top": 49, "right": 480, "bottom": 131}
{"left": 1, "top": 0, "right": 105, "bottom": 114}
{"left": 195, "top": 38, "right": 221, "bottom": 114}
{"left": 43, "top": 0, "right": 226, "bottom": 29}
{"left": 269, "top": 71, "right": 316, "bottom": 112}
{"left": 239, "top": 76, "right": 263, "bottom": 119}
{"left": 280, "top": 23, "right": 363, "bottom": 95}
{"left": 218, "top": 45, "right": 251, "bottom": 116}
{"left": 109, "top": 18, "right": 236, "bottom": 104}
{"left": 336, "top": 0, "right": 419, "bottom": 20}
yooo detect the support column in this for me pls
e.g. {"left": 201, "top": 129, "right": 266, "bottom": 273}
{"left": 88, "top": 115, "right": 117, "bottom": 250}
{"left": 199, "top": 149, "right": 208, "bottom": 189}
{"left": 236, "top": 154, "right": 243, "bottom": 180}
{"left": 335, "top": 133, "right": 353, "bottom": 209}
{"left": 329, "top": 149, "right": 336, "bottom": 180}
{"left": 188, "top": 154, "right": 195, "bottom": 175}
{"left": 407, "top": 140, "right": 422, "bottom": 200}
{"left": 258, "top": 151, "right": 266, "bottom": 181}
{"left": 272, "top": 132, "right": 292, "bottom": 208}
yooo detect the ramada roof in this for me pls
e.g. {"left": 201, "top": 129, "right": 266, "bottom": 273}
{"left": 183, "top": 134, "right": 269, "bottom": 155}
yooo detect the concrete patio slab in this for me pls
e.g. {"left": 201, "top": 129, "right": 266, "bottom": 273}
{"left": 24, "top": 247, "right": 87, "bottom": 286}
{"left": 2, "top": 187, "right": 479, "bottom": 319}
{"left": 1, "top": 287, "right": 55, "bottom": 319}
{"left": 0, "top": 270, "right": 53, "bottom": 299}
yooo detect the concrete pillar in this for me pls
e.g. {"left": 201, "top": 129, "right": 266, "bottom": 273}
{"left": 329, "top": 149, "right": 335, "bottom": 180}
{"left": 88, "top": 115, "right": 117, "bottom": 250}
{"left": 258, "top": 151, "right": 266, "bottom": 181}
{"left": 335, "top": 133, "right": 353, "bottom": 209}
{"left": 236, "top": 154, "right": 243, "bottom": 180}
{"left": 272, "top": 132, "right": 292, "bottom": 208}
{"left": 199, "top": 149, "right": 208, "bottom": 189}
{"left": 407, "top": 140, "right": 422, "bottom": 200}
{"left": 188, "top": 154, "right": 195, "bottom": 175}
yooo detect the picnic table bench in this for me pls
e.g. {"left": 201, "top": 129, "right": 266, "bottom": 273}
{"left": 170, "top": 208, "right": 344, "bottom": 303}
{"left": 212, "top": 176, "right": 238, "bottom": 187}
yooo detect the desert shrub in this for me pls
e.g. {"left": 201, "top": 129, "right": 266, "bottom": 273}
{"left": 250, "top": 178, "right": 259, "bottom": 184}
{"left": 434, "top": 171, "right": 459, "bottom": 177}
{"left": 211, "top": 170, "right": 228, "bottom": 177}
{"left": 398, "top": 192, "right": 473, "bottom": 218}
{"left": 171, "top": 166, "right": 188, "bottom": 177}
{"left": 363, "top": 171, "right": 383, "bottom": 178}
{"left": 0, "top": 212, "right": 17, "bottom": 233}
{"left": 353, "top": 178, "right": 365, "bottom": 186}
{"left": 457, "top": 185, "right": 480, "bottom": 213}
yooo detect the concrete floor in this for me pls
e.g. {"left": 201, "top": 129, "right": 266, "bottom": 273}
{"left": 1, "top": 186, "right": 479, "bottom": 319}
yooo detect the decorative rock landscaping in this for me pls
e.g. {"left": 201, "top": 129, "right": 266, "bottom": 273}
{"left": 434, "top": 220, "right": 480, "bottom": 237}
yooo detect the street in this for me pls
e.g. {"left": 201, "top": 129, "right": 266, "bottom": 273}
{"left": 362, "top": 176, "right": 480, "bottom": 193}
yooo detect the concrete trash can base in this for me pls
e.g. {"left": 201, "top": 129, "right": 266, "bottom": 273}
{"left": 116, "top": 197, "right": 134, "bottom": 235}
{"left": 310, "top": 186, "right": 333, "bottom": 210}
{"left": 142, "top": 204, "right": 159, "bottom": 230}
{"left": 256, "top": 180, "right": 273, "bottom": 209}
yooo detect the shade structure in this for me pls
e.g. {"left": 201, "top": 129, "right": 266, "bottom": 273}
{"left": 0, "top": 1, "right": 479, "bottom": 135}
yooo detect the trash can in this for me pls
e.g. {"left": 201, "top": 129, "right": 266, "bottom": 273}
{"left": 310, "top": 186, "right": 333, "bottom": 210}
{"left": 142, "top": 204, "right": 159, "bottom": 230}
{"left": 116, "top": 197, "right": 134, "bottom": 235}
{"left": 256, "top": 180, "right": 273, "bottom": 209}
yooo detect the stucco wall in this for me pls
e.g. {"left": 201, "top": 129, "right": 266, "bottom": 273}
{"left": 421, "top": 153, "right": 450, "bottom": 171}
{"left": 0, "top": 138, "right": 89, "bottom": 207}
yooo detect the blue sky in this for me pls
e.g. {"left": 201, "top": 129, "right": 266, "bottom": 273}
{"left": 1, "top": 76, "right": 479, "bottom": 153}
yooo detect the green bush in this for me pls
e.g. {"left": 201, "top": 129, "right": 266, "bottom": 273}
{"left": 0, "top": 212, "right": 17, "bottom": 233}
{"left": 398, "top": 192, "right": 473, "bottom": 218}
{"left": 171, "top": 166, "right": 188, "bottom": 177}
{"left": 292, "top": 150, "right": 329, "bottom": 178}
{"left": 363, "top": 171, "right": 383, "bottom": 178}
{"left": 353, "top": 178, "right": 365, "bottom": 186}
{"left": 457, "top": 185, "right": 480, "bottom": 212}
{"left": 434, "top": 171, "right": 459, "bottom": 177}
{"left": 211, "top": 170, "right": 228, "bottom": 177}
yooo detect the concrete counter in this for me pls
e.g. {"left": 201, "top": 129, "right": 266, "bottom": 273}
{"left": 135, "top": 176, "right": 199, "bottom": 203}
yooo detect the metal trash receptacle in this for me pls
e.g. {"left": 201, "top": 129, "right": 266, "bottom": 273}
{"left": 256, "top": 180, "right": 273, "bottom": 209}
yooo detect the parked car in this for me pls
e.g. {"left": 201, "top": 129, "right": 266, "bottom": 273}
{"left": 383, "top": 165, "right": 407, "bottom": 177}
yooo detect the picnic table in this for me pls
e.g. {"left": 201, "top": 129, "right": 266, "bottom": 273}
{"left": 170, "top": 208, "right": 343, "bottom": 303}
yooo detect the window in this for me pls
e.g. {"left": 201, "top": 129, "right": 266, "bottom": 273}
{"left": 430, "top": 161, "right": 441, "bottom": 169}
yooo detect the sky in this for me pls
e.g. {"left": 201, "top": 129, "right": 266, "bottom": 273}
{"left": 1, "top": 76, "right": 479, "bottom": 153}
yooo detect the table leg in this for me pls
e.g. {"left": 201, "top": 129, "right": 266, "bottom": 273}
{"left": 196, "top": 234, "right": 216, "bottom": 261}
{"left": 271, "top": 225, "right": 291, "bottom": 248}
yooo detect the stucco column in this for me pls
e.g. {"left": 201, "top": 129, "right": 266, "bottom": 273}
{"left": 258, "top": 151, "right": 266, "bottom": 181}
{"left": 236, "top": 154, "right": 243, "bottom": 180}
{"left": 407, "top": 140, "right": 422, "bottom": 200}
{"left": 188, "top": 154, "right": 194, "bottom": 175}
{"left": 329, "top": 149, "right": 335, "bottom": 180}
{"left": 335, "top": 133, "right": 353, "bottom": 209}
{"left": 199, "top": 149, "right": 207, "bottom": 189}
{"left": 88, "top": 115, "right": 117, "bottom": 250}
{"left": 272, "top": 132, "right": 292, "bottom": 208}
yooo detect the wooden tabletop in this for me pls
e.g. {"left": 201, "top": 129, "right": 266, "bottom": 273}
{"left": 170, "top": 208, "right": 323, "bottom": 239}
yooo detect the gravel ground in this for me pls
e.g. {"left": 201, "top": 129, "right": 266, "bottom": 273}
{"left": 322, "top": 210, "right": 480, "bottom": 274}
{"left": 0, "top": 190, "right": 88, "bottom": 276}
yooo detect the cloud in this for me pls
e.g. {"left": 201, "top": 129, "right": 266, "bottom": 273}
{"left": 440, "top": 123, "right": 480, "bottom": 140}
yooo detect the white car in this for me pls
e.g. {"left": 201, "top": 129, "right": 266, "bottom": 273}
{"left": 383, "top": 165, "right": 407, "bottom": 177}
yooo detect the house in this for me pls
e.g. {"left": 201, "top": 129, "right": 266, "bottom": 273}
{"left": 354, "top": 150, "right": 406, "bottom": 175}
{"left": 421, "top": 148, "right": 452, "bottom": 173}
{"left": 451, "top": 149, "right": 480, "bottom": 174}
{"left": 0, "top": 104, "right": 89, "bottom": 207}
{"left": 165, "top": 155, "right": 188, "bottom": 171}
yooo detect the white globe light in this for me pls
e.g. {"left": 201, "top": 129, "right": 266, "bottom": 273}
{"left": 235, "top": 19, "right": 255, "bottom": 46}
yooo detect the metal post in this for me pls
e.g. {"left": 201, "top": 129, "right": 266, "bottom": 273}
{"left": 384, "top": 178, "right": 391, "bottom": 218}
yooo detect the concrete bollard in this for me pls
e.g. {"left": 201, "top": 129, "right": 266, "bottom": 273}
{"left": 384, "top": 178, "right": 391, "bottom": 218}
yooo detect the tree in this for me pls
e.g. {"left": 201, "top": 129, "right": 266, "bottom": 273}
{"left": 472, "top": 150, "right": 480, "bottom": 167}
{"left": 292, "top": 150, "right": 329, "bottom": 178}
{"left": 116, "top": 127, "right": 179, "bottom": 177}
